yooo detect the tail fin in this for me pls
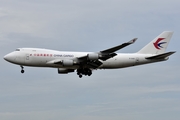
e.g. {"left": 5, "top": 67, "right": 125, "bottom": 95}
{"left": 138, "top": 31, "right": 173, "bottom": 54}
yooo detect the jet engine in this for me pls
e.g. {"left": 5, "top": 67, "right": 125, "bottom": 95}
{"left": 58, "top": 68, "right": 74, "bottom": 74}
{"left": 62, "top": 59, "right": 74, "bottom": 66}
{"left": 87, "top": 53, "right": 99, "bottom": 60}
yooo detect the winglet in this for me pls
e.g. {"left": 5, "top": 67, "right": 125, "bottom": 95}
{"left": 129, "top": 38, "right": 137, "bottom": 44}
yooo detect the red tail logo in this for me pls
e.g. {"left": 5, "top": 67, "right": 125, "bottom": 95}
{"left": 153, "top": 38, "right": 166, "bottom": 49}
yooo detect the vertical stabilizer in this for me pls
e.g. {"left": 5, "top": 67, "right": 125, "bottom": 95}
{"left": 138, "top": 31, "right": 173, "bottom": 54}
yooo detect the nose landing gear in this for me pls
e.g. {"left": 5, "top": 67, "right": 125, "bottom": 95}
{"left": 20, "top": 66, "right": 24, "bottom": 73}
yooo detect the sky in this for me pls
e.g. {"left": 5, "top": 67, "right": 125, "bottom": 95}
{"left": 0, "top": 0, "right": 180, "bottom": 120}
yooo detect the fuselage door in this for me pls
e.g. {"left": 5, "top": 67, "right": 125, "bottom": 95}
{"left": 25, "top": 54, "right": 31, "bottom": 64}
{"left": 26, "top": 54, "right": 29, "bottom": 60}
{"left": 136, "top": 57, "right": 139, "bottom": 63}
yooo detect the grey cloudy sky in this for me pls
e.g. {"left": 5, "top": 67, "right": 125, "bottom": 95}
{"left": 0, "top": 0, "right": 180, "bottom": 120}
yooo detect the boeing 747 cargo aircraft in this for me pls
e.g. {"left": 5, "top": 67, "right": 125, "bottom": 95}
{"left": 4, "top": 31, "right": 175, "bottom": 78}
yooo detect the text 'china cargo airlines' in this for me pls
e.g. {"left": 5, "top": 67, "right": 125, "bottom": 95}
{"left": 4, "top": 31, "right": 175, "bottom": 78}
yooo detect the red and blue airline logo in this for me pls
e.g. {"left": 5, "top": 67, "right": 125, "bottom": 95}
{"left": 153, "top": 38, "right": 166, "bottom": 49}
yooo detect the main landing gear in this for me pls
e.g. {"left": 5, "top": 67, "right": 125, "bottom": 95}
{"left": 77, "top": 68, "right": 92, "bottom": 78}
{"left": 20, "top": 66, "right": 24, "bottom": 73}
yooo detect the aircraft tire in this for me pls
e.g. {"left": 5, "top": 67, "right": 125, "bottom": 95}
{"left": 79, "top": 75, "right": 82, "bottom": 78}
{"left": 21, "top": 70, "right": 24, "bottom": 73}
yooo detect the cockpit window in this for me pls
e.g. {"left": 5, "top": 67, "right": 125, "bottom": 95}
{"left": 15, "top": 49, "right": 20, "bottom": 51}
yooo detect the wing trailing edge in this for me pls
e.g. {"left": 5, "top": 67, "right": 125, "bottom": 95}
{"left": 98, "top": 38, "right": 137, "bottom": 61}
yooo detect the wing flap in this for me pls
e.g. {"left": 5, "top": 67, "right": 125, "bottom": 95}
{"left": 46, "top": 59, "right": 62, "bottom": 64}
{"left": 87, "top": 60, "right": 103, "bottom": 68}
{"left": 99, "top": 53, "right": 117, "bottom": 61}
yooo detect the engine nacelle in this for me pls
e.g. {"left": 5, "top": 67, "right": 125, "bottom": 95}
{"left": 87, "top": 53, "right": 99, "bottom": 60}
{"left": 62, "top": 59, "right": 74, "bottom": 66}
{"left": 58, "top": 68, "right": 74, "bottom": 74}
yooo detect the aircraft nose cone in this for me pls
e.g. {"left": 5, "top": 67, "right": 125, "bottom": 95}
{"left": 4, "top": 53, "right": 15, "bottom": 63}
{"left": 4, "top": 54, "right": 9, "bottom": 61}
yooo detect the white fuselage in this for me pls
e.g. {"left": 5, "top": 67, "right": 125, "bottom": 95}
{"left": 4, "top": 48, "right": 166, "bottom": 69}
{"left": 3, "top": 31, "right": 174, "bottom": 78}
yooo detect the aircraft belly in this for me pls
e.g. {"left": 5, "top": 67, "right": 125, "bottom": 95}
{"left": 100, "top": 55, "right": 148, "bottom": 69}
{"left": 101, "top": 58, "right": 133, "bottom": 69}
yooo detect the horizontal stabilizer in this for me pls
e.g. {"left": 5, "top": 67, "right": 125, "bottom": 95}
{"left": 146, "top": 51, "right": 176, "bottom": 59}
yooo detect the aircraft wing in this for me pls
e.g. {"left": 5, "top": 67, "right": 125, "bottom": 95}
{"left": 47, "top": 57, "right": 103, "bottom": 69}
{"left": 47, "top": 38, "right": 137, "bottom": 69}
{"left": 99, "top": 38, "right": 137, "bottom": 60}
{"left": 76, "top": 38, "right": 137, "bottom": 68}
{"left": 76, "top": 55, "right": 102, "bottom": 68}
{"left": 100, "top": 38, "right": 137, "bottom": 53}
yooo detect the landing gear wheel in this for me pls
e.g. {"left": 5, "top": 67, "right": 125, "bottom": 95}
{"left": 79, "top": 74, "right": 82, "bottom": 78}
{"left": 20, "top": 66, "right": 24, "bottom": 74}
{"left": 21, "top": 70, "right": 24, "bottom": 73}
{"left": 88, "top": 72, "right": 92, "bottom": 76}
{"left": 77, "top": 68, "right": 92, "bottom": 78}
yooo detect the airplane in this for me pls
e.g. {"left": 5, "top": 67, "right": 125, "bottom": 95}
{"left": 4, "top": 31, "right": 175, "bottom": 78}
